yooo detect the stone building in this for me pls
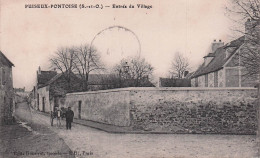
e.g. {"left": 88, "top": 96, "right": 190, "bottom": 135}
{"left": 31, "top": 67, "right": 82, "bottom": 113}
{"left": 30, "top": 67, "right": 57, "bottom": 110}
{"left": 158, "top": 78, "right": 191, "bottom": 87}
{"left": 0, "top": 51, "right": 14, "bottom": 125}
{"left": 86, "top": 74, "right": 155, "bottom": 90}
{"left": 191, "top": 19, "right": 259, "bottom": 87}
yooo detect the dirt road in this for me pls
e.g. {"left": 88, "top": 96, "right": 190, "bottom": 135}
{"left": 14, "top": 102, "right": 259, "bottom": 158}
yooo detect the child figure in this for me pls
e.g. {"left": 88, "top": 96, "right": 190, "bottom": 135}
{"left": 57, "top": 108, "right": 61, "bottom": 127}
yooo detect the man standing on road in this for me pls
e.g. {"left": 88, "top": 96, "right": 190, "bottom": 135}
{"left": 65, "top": 107, "right": 74, "bottom": 130}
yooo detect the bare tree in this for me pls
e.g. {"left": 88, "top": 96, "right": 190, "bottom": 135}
{"left": 226, "top": 0, "right": 260, "bottom": 76}
{"left": 169, "top": 52, "right": 189, "bottom": 79}
{"left": 50, "top": 47, "right": 76, "bottom": 90}
{"left": 73, "top": 44, "right": 104, "bottom": 91}
{"left": 226, "top": 0, "right": 260, "bottom": 154}
{"left": 114, "top": 56, "right": 154, "bottom": 87}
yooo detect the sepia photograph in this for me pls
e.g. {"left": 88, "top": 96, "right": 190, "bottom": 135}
{"left": 0, "top": 0, "right": 260, "bottom": 157}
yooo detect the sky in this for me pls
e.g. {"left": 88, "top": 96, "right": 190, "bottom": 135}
{"left": 0, "top": 0, "right": 236, "bottom": 90}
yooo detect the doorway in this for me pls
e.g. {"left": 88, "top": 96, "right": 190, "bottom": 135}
{"left": 78, "top": 101, "right": 82, "bottom": 119}
{"left": 42, "top": 97, "right": 45, "bottom": 112}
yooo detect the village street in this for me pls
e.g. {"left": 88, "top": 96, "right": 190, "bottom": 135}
{"left": 15, "top": 102, "right": 258, "bottom": 158}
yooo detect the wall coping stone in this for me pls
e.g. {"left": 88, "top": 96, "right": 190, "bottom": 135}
{"left": 66, "top": 87, "right": 257, "bottom": 96}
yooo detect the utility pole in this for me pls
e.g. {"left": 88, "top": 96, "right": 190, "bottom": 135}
{"left": 257, "top": 20, "right": 260, "bottom": 157}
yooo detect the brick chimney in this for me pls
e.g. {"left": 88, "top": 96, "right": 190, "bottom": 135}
{"left": 211, "top": 39, "right": 224, "bottom": 53}
{"left": 245, "top": 18, "right": 258, "bottom": 41}
{"left": 38, "top": 66, "right": 41, "bottom": 75}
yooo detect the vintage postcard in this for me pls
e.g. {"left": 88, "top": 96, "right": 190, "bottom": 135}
{"left": 0, "top": 0, "right": 259, "bottom": 158}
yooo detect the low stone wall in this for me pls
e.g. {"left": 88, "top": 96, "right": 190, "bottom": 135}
{"left": 66, "top": 87, "right": 258, "bottom": 134}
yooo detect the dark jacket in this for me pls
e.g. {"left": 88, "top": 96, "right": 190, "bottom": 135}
{"left": 66, "top": 109, "right": 74, "bottom": 122}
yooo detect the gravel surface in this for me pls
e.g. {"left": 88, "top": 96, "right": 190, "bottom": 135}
{"left": 15, "top": 102, "right": 259, "bottom": 158}
{"left": 0, "top": 116, "right": 74, "bottom": 157}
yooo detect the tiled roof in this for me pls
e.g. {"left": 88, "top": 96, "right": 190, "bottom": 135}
{"left": 159, "top": 78, "right": 191, "bottom": 87}
{"left": 87, "top": 74, "right": 120, "bottom": 85}
{"left": 37, "top": 71, "right": 57, "bottom": 87}
{"left": 185, "top": 71, "right": 195, "bottom": 79}
{"left": 0, "top": 51, "right": 14, "bottom": 67}
{"left": 192, "top": 36, "right": 245, "bottom": 78}
{"left": 44, "top": 73, "right": 63, "bottom": 86}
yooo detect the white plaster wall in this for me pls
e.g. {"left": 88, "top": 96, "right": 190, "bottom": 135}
{"left": 198, "top": 75, "right": 205, "bottom": 87}
{"left": 191, "top": 78, "right": 196, "bottom": 87}
{"left": 218, "top": 69, "right": 224, "bottom": 87}
{"left": 208, "top": 72, "right": 214, "bottom": 87}
{"left": 37, "top": 86, "right": 51, "bottom": 113}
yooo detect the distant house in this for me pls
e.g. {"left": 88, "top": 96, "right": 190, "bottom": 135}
{"left": 14, "top": 87, "right": 29, "bottom": 98}
{"left": 191, "top": 19, "right": 259, "bottom": 87}
{"left": 159, "top": 78, "right": 191, "bottom": 87}
{"left": 87, "top": 74, "right": 121, "bottom": 91}
{"left": 87, "top": 74, "right": 155, "bottom": 91}
{"left": 159, "top": 71, "right": 192, "bottom": 87}
{"left": 0, "top": 51, "right": 14, "bottom": 125}
{"left": 31, "top": 67, "right": 57, "bottom": 110}
{"left": 31, "top": 67, "right": 81, "bottom": 113}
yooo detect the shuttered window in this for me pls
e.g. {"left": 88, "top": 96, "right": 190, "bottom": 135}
{"left": 214, "top": 71, "right": 218, "bottom": 87}
{"left": 0, "top": 68, "right": 2, "bottom": 85}
{"left": 195, "top": 78, "right": 198, "bottom": 87}
{"left": 2, "top": 68, "right": 5, "bottom": 85}
{"left": 205, "top": 74, "right": 208, "bottom": 87}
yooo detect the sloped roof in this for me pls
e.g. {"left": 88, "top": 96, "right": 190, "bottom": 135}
{"left": 88, "top": 74, "right": 120, "bottom": 85}
{"left": 159, "top": 77, "right": 191, "bottom": 87}
{"left": 37, "top": 71, "right": 57, "bottom": 86}
{"left": 185, "top": 71, "right": 195, "bottom": 79}
{"left": 192, "top": 36, "right": 245, "bottom": 78}
{"left": 0, "top": 51, "right": 14, "bottom": 67}
{"left": 44, "top": 73, "right": 63, "bottom": 86}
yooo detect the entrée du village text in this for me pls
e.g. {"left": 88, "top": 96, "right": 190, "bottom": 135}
{"left": 24, "top": 3, "right": 152, "bottom": 9}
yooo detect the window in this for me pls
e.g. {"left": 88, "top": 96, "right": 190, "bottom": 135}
{"left": 195, "top": 78, "right": 198, "bottom": 87}
{"left": 2, "top": 68, "right": 5, "bottom": 85}
{"left": 205, "top": 74, "right": 208, "bottom": 87}
{"left": 214, "top": 71, "right": 218, "bottom": 87}
{"left": 37, "top": 93, "right": 39, "bottom": 106}
{"left": 0, "top": 68, "right": 2, "bottom": 86}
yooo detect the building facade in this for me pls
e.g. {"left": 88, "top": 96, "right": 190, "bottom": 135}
{"left": 0, "top": 51, "right": 14, "bottom": 125}
{"left": 30, "top": 67, "right": 82, "bottom": 113}
{"left": 191, "top": 19, "right": 259, "bottom": 87}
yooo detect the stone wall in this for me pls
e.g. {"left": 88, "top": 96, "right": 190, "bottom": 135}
{"left": 65, "top": 87, "right": 258, "bottom": 134}
{"left": 0, "top": 90, "right": 5, "bottom": 125}
{"left": 129, "top": 88, "right": 257, "bottom": 134}
{"left": 66, "top": 89, "right": 131, "bottom": 126}
{"left": 38, "top": 86, "right": 51, "bottom": 113}
{"left": 0, "top": 65, "right": 14, "bottom": 125}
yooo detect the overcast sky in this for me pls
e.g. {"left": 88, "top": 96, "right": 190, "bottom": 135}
{"left": 1, "top": 0, "right": 236, "bottom": 90}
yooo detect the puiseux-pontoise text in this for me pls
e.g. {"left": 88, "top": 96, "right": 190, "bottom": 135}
{"left": 24, "top": 4, "right": 152, "bottom": 9}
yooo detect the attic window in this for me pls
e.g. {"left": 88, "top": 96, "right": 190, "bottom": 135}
{"left": 225, "top": 47, "right": 234, "bottom": 59}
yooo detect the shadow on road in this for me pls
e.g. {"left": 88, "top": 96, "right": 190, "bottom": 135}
{"left": 0, "top": 102, "right": 75, "bottom": 158}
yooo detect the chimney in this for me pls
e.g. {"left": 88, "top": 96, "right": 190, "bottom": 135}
{"left": 184, "top": 71, "right": 189, "bottom": 77}
{"left": 245, "top": 18, "right": 258, "bottom": 41}
{"left": 211, "top": 39, "right": 224, "bottom": 53}
{"left": 38, "top": 66, "right": 41, "bottom": 75}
